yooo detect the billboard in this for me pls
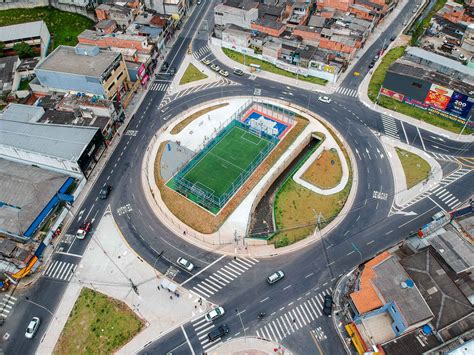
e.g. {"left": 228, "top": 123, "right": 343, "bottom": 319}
{"left": 380, "top": 87, "right": 404, "bottom": 102}
{"left": 445, "top": 91, "right": 474, "bottom": 119}
{"left": 424, "top": 84, "right": 453, "bottom": 110}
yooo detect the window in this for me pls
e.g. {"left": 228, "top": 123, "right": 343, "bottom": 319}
{"left": 411, "top": 82, "right": 422, "bottom": 89}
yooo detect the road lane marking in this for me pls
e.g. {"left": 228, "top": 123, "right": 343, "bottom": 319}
{"left": 180, "top": 255, "right": 226, "bottom": 286}
{"left": 416, "top": 126, "right": 426, "bottom": 151}
{"left": 283, "top": 285, "right": 292, "bottom": 290}
{"left": 260, "top": 297, "right": 269, "bottom": 303}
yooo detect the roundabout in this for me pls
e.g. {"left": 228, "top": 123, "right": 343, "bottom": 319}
{"left": 142, "top": 96, "right": 358, "bottom": 255}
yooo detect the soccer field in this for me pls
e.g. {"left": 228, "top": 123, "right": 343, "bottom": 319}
{"left": 183, "top": 126, "right": 273, "bottom": 198}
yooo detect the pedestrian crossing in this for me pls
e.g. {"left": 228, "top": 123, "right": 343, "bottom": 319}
{"left": 191, "top": 314, "right": 221, "bottom": 352}
{"left": 430, "top": 153, "right": 460, "bottom": 163}
{"left": 391, "top": 167, "right": 471, "bottom": 213}
{"left": 193, "top": 45, "right": 210, "bottom": 60}
{"left": 43, "top": 260, "right": 77, "bottom": 281}
{"left": 256, "top": 288, "right": 332, "bottom": 343}
{"left": 191, "top": 257, "right": 259, "bottom": 299}
{"left": 0, "top": 294, "right": 17, "bottom": 319}
{"left": 381, "top": 114, "right": 400, "bottom": 140}
{"left": 150, "top": 82, "right": 169, "bottom": 92}
{"left": 335, "top": 87, "right": 358, "bottom": 97}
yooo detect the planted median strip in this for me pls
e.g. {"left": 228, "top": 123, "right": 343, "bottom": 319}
{"left": 396, "top": 148, "right": 431, "bottom": 189}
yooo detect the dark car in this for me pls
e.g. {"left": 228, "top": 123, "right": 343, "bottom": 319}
{"left": 99, "top": 185, "right": 112, "bottom": 199}
{"left": 390, "top": 35, "right": 396, "bottom": 41}
{"left": 323, "top": 294, "right": 333, "bottom": 316}
{"left": 169, "top": 67, "right": 176, "bottom": 75}
{"left": 208, "top": 324, "right": 229, "bottom": 342}
{"left": 368, "top": 62, "right": 375, "bottom": 68}
{"left": 162, "top": 61, "right": 169, "bottom": 70}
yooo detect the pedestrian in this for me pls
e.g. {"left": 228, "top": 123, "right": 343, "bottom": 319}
{"left": 183, "top": 230, "right": 186, "bottom": 235}
{"left": 170, "top": 295, "right": 173, "bottom": 300}
{"left": 157, "top": 286, "right": 160, "bottom": 291}
{"left": 293, "top": 319, "right": 296, "bottom": 323}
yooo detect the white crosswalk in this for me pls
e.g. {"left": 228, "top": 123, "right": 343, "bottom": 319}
{"left": 392, "top": 168, "right": 471, "bottom": 213}
{"left": 43, "top": 260, "right": 77, "bottom": 281}
{"left": 150, "top": 82, "right": 169, "bottom": 92}
{"left": 256, "top": 288, "right": 332, "bottom": 342}
{"left": 431, "top": 186, "right": 460, "bottom": 209}
{"left": 0, "top": 294, "right": 17, "bottom": 319}
{"left": 191, "top": 314, "right": 222, "bottom": 352}
{"left": 430, "top": 153, "right": 460, "bottom": 163}
{"left": 381, "top": 114, "right": 400, "bottom": 140}
{"left": 191, "top": 257, "right": 259, "bottom": 299}
{"left": 193, "top": 45, "right": 211, "bottom": 60}
{"left": 335, "top": 87, "right": 358, "bottom": 97}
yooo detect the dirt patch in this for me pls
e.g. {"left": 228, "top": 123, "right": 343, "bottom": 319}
{"left": 154, "top": 116, "right": 309, "bottom": 234}
{"left": 301, "top": 149, "right": 342, "bottom": 189}
{"left": 170, "top": 103, "right": 228, "bottom": 135}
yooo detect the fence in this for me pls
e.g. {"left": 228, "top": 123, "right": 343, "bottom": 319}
{"left": 250, "top": 101, "right": 296, "bottom": 127}
{"left": 171, "top": 118, "right": 279, "bottom": 212}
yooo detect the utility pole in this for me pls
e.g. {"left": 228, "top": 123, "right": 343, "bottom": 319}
{"left": 235, "top": 308, "right": 247, "bottom": 342}
{"left": 458, "top": 114, "right": 471, "bottom": 138}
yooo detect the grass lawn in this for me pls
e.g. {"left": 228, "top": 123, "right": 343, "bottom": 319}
{"left": 222, "top": 48, "right": 327, "bottom": 86}
{"left": 175, "top": 126, "right": 272, "bottom": 197}
{"left": 170, "top": 103, "right": 228, "bottom": 134}
{"left": 54, "top": 288, "right": 144, "bottom": 355}
{"left": 301, "top": 148, "right": 342, "bottom": 189}
{"left": 179, "top": 63, "right": 208, "bottom": 85}
{"left": 396, "top": 148, "right": 431, "bottom": 189}
{"left": 0, "top": 7, "right": 94, "bottom": 49}
{"left": 368, "top": 46, "right": 472, "bottom": 135}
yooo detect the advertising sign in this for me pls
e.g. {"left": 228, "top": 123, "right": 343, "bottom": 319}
{"left": 137, "top": 63, "right": 146, "bottom": 78}
{"left": 380, "top": 87, "right": 404, "bottom": 102}
{"left": 424, "top": 84, "right": 453, "bottom": 110}
{"left": 404, "top": 97, "right": 429, "bottom": 109}
{"left": 445, "top": 92, "right": 474, "bottom": 119}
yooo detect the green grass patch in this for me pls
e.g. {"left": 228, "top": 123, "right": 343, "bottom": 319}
{"left": 301, "top": 148, "right": 342, "bottom": 189}
{"left": 222, "top": 48, "right": 327, "bottom": 86}
{"left": 179, "top": 63, "right": 208, "bottom": 85}
{"left": 396, "top": 148, "right": 431, "bottom": 189}
{"left": 54, "top": 288, "right": 144, "bottom": 355}
{"left": 0, "top": 7, "right": 94, "bottom": 49}
{"left": 368, "top": 46, "right": 472, "bottom": 135}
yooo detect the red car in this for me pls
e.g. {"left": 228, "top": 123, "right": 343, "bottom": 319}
{"left": 76, "top": 222, "right": 92, "bottom": 240}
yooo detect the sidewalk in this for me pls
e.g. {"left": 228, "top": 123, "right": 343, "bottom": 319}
{"left": 209, "top": 337, "right": 292, "bottom": 355}
{"left": 37, "top": 212, "right": 210, "bottom": 354}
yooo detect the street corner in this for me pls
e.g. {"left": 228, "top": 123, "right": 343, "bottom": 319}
{"left": 207, "top": 336, "right": 292, "bottom": 355}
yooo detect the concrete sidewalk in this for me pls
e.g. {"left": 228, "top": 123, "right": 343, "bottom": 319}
{"left": 209, "top": 337, "right": 292, "bottom": 355}
{"left": 37, "top": 212, "right": 210, "bottom": 354}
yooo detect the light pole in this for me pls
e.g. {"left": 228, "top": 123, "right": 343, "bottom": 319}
{"left": 458, "top": 114, "right": 471, "bottom": 138}
{"left": 235, "top": 308, "right": 247, "bottom": 342}
{"left": 25, "top": 297, "right": 57, "bottom": 320}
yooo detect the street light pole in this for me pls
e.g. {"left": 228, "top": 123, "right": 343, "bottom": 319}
{"left": 235, "top": 308, "right": 247, "bottom": 342}
{"left": 458, "top": 114, "right": 471, "bottom": 138}
{"left": 25, "top": 297, "right": 57, "bottom": 319}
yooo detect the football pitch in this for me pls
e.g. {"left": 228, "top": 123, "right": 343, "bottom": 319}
{"left": 182, "top": 125, "right": 273, "bottom": 198}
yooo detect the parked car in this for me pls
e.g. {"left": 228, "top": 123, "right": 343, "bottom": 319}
{"left": 161, "top": 61, "right": 169, "bottom": 71}
{"left": 205, "top": 306, "right": 225, "bottom": 322}
{"left": 25, "top": 317, "right": 40, "bottom": 339}
{"left": 201, "top": 58, "right": 211, "bottom": 65}
{"left": 99, "top": 185, "right": 112, "bottom": 199}
{"left": 318, "top": 96, "right": 331, "bottom": 104}
{"left": 233, "top": 68, "right": 244, "bottom": 76}
{"left": 210, "top": 64, "right": 221, "bottom": 72}
{"left": 208, "top": 324, "right": 229, "bottom": 341}
{"left": 76, "top": 221, "right": 92, "bottom": 240}
{"left": 169, "top": 67, "right": 176, "bottom": 75}
{"left": 323, "top": 294, "right": 333, "bottom": 316}
{"left": 177, "top": 257, "right": 194, "bottom": 271}
{"left": 390, "top": 35, "right": 396, "bottom": 41}
{"left": 373, "top": 54, "right": 380, "bottom": 61}
{"left": 368, "top": 62, "right": 375, "bottom": 69}
{"left": 267, "top": 270, "right": 285, "bottom": 284}
{"left": 219, "top": 69, "right": 229, "bottom": 77}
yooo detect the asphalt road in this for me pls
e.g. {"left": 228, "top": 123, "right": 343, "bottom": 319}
{"left": 2, "top": 0, "right": 473, "bottom": 354}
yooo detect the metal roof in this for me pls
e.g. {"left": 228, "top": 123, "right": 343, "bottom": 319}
{"left": 0, "top": 21, "right": 47, "bottom": 42}
{"left": 0, "top": 104, "right": 45, "bottom": 123}
{"left": 0, "top": 119, "right": 98, "bottom": 161}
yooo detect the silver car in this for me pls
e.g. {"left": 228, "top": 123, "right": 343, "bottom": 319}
{"left": 267, "top": 270, "right": 285, "bottom": 284}
{"left": 25, "top": 317, "right": 40, "bottom": 339}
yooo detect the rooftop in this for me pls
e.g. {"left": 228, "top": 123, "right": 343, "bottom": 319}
{"left": 0, "top": 55, "right": 18, "bottom": 92}
{"left": 35, "top": 45, "right": 120, "bottom": 78}
{"left": 0, "top": 104, "right": 45, "bottom": 123}
{"left": 0, "top": 158, "right": 69, "bottom": 239}
{"left": 96, "top": 19, "right": 117, "bottom": 29}
{"left": 0, "top": 119, "right": 99, "bottom": 161}
{"left": 78, "top": 29, "right": 147, "bottom": 43}
{"left": 253, "top": 18, "right": 286, "bottom": 30}
{"left": 0, "top": 21, "right": 48, "bottom": 42}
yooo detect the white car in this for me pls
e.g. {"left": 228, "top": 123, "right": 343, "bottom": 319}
{"left": 201, "top": 58, "right": 211, "bottom": 65}
{"left": 25, "top": 317, "right": 40, "bottom": 339}
{"left": 177, "top": 257, "right": 194, "bottom": 271}
{"left": 219, "top": 69, "right": 229, "bottom": 77}
{"left": 210, "top": 64, "right": 221, "bottom": 72}
{"left": 318, "top": 96, "right": 332, "bottom": 104}
{"left": 205, "top": 306, "right": 225, "bottom": 322}
{"left": 267, "top": 270, "right": 285, "bottom": 284}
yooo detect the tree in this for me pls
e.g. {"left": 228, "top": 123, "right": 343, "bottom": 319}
{"left": 0, "top": 42, "right": 4, "bottom": 57}
{"left": 12, "top": 42, "right": 34, "bottom": 58}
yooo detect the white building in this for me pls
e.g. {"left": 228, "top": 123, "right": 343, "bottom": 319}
{"left": 0, "top": 21, "right": 51, "bottom": 58}
{"left": 214, "top": 3, "right": 258, "bottom": 30}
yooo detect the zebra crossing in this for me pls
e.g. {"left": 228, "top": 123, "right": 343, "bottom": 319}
{"left": 150, "top": 82, "right": 169, "bottom": 92}
{"left": 191, "top": 257, "right": 259, "bottom": 299}
{"left": 392, "top": 167, "right": 471, "bottom": 212}
{"left": 193, "top": 45, "right": 210, "bottom": 60}
{"left": 256, "top": 288, "right": 332, "bottom": 343}
{"left": 381, "top": 114, "right": 400, "bottom": 140}
{"left": 191, "top": 314, "right": 222, "bottom": 352}
{"left": 43, "top": 260, "right": 77, "bottom": 281}
{"left": 431, "top": 186, "right": 460, "bottom": 209}
{"left": 335, "top": 87, "right": 358, "bottom": 97}
{"left": 0, "top": 294, "right": 17, "bottom": 319}
{"left": 430, "top": 153, "right": 459, "bottom": 163}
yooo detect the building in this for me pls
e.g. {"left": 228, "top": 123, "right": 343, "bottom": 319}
{"left": 96, "top": 19, "right": 118, "bottom": 34}
{"left": 214, "top": 2, "right": 259, "bottom": 29}
{"left": 34, "top": 44, "right": 131, "bottom": 100}
{"left": 251, "top": 18, "right": 287, "bottom": 37}
{"left": 0, "top": 21, "right": 51, "bottom": 58}
{"left": 0, "top": 158, "right": 73, "bottom": 243}
{"left": 145, "top": 0, "right": 187, "bottom": 17}
{"left": 96, "top": 3, "right": 135, "bottom": 28}
{"left": 0, "top": 106, "right": 104, "bottom": 177}
{"left": 0, "top": 56, "right": 20, "bottom": 95}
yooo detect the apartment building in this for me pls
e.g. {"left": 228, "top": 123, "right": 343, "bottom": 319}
{"left": 0, "top": 21, "right": 51, "bottom": 58}
{"left": 214, "top": 2, "right": 259, "bottom": 29}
